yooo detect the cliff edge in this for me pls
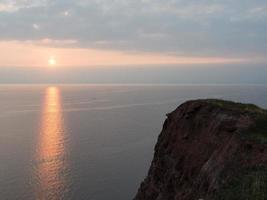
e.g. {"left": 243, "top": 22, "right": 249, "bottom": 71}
{"left": 134, "top": 99, "right": 267, "bottom": 200}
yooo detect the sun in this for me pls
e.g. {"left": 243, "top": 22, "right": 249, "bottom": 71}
{"left": 48, "top": 57, "right": 57, "bottom": 66}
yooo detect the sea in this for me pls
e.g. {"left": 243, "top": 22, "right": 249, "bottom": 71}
{"left": 0, "top": 84, "right": 267, "bottom": 200}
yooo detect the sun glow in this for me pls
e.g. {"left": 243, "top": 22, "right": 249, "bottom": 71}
{"left": 0, "top": 41, "right": 251, "bottom": 67}
{"left": 48, "top": 57, "right": 56, "bottom": 66}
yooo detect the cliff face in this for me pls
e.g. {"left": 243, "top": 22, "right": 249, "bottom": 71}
{"left": 134, "top": 99, "right": 267, "bottom": 200}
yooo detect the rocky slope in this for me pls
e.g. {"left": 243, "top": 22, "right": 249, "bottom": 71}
{"left": 134, "top": 99, "right": 267, "bottom": 200}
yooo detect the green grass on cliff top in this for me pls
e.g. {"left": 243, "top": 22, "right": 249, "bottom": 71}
{"left": 204, "top": 99, "right": 265, "bottom": 114}
{"left": 203, "top": 99, "right": 267, "bottom": 143}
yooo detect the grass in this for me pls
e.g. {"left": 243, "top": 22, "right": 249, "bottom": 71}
{"left": 202, "top": 99, "right": 267, "bottom": 143}
{"left": 204, "top": 99, "right": 265, "bottom": 114}
{"left": 240, "top": 115, "right": 267, "bottom": 143}
{"left": 194, "top": 99, "right": 267, "bottom": 199}
{"left": 215, "top": 166, "right": 267, "bottom": 200}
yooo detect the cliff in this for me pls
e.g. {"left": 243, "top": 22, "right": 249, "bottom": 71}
{"left": 134, "top": 99, "right": 267, "bottom": 200}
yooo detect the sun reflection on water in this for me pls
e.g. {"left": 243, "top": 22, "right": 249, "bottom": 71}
{"left": 35, "top": 87, "right": 68, "bottom": 200}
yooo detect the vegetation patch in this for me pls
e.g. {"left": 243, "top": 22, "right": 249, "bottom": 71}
{"left": 202, "top": 99, "right": 267, "bottom": 143}
{"left": 215, "top": 166, "right": 267, "bottom": 200}
{"left": 204, "top": 99, "right": 265, "bottom": 114}
{"left": 240, "top": 115, "right": 267, "bottom": 143}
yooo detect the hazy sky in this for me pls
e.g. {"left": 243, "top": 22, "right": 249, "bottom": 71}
{"left": 0, "top": 0, "right": 267, "bottom": 83}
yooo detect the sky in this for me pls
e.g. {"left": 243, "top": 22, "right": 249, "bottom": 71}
{"left": 0, "top": 0, "right": 267, "bottom": 83}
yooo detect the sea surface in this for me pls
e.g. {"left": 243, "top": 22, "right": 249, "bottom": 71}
{"left": 0, "top": 84, "right": 267, "bottom": 200}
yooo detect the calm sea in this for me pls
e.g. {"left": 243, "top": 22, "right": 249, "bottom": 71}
{"left": 0, "top": 84, "right": 267, "bottom": 200}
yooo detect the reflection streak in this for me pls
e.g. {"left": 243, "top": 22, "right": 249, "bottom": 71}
{"left": 35, "top": 87, "right": 68, "bottom": 200}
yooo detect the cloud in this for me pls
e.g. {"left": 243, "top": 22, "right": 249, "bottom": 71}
{"left": 0, "top": 2, "right": 14, "bottom": 12}
{"left": 32, "top": 23, "right": 40, "bottom": 30}
{"left": 0, "top": 0, "right": 267, "bottom": 58}
{"left": 0, "top": 0, "right": 48, "bottom": 12}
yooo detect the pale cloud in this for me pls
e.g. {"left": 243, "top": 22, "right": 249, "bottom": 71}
{"left": 0, "top": 2, "right": 15, "bottom": 12}
{"left": 38, "top": 38, "right": 77, "bottom": 45}
{"left": 0, "top": 0, "right": 49, "bottom": 12}
{"left": 153, "top": 3, "right": 225, "bottom": 19}
{"left": 63, "top": 10, "right": 69, "bottom": 16}
{"left": 18, "top": 38, "right": 78, "bottom": 47}
{"left": 32, "top": 23, "right": 40, "bottom": 30}
{"left": 248, "top": 6, "right": 267, "bottom": 18}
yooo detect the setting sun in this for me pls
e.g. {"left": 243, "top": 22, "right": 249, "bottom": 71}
{"left": 48, "top": 57, "right": 56, "bottom": 66}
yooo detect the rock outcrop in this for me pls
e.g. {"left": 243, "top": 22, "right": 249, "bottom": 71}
{"left": 134, "top": 99, "right": 267, "bottom": 200}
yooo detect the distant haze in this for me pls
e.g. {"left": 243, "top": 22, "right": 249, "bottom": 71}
{"left": 1, "top": 64, "right": 267, "bottom": 84}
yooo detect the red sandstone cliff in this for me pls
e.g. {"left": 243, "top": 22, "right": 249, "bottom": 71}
{"left": 134, "top": 99, "right": 267, "bottom": 200}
